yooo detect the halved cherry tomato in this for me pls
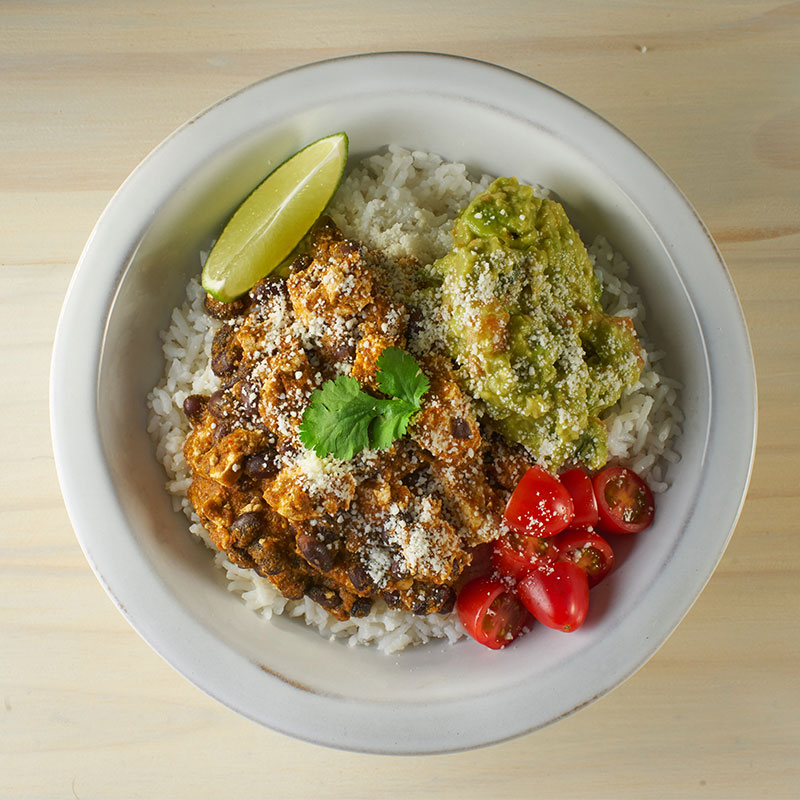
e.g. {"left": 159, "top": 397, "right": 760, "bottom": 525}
{"left": 492, "top": 532, "right": 559, "bottom": 581}
{"left": 559, "top": 468, "right": 598, "bottom": 531}
{"left": 593, "top": 466, "right": 655, "bottom": 534}
{"left": 503, "top": 465, "right": 574, "bottom": 538}
{"left": 517, "top": 561, "right": 590, "bottom": 633}
{"left": 554, "top": 529, "right": 614, "bottom": 587}
{"left": 456, "top": 577, "right": 530, "bottom": 649}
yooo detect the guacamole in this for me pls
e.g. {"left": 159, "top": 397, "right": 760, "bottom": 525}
{"left": 428, "top": 177, "right": 642, "bottom": 470}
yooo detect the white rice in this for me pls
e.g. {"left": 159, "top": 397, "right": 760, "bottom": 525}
{"left": 146, "top": 145, "right": 682, "bottom": 653}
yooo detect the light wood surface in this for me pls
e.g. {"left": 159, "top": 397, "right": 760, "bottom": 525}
{"left": 2, "top": 2, "right": 799, "bottom": 797}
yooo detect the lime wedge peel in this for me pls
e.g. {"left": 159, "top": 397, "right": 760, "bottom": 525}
{"left": 201, "top": 131, "right": 348, "bottom": 302}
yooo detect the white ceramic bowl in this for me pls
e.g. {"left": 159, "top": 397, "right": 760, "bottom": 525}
{"left": 51, "top": 53, "right": 756, "bottom": 754}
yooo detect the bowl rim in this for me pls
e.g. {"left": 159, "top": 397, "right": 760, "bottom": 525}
{"left": 50, "top": 51, "right": 757, "bottom": 754}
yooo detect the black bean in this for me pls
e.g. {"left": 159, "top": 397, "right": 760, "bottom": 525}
{"left": 211, "top": 420, "right": 232, "bottom": 443}
{"left": 430, "top": 585, "right": 456, "bottom": 615}
{"left": 401, "top": 465, "right": 428, "bottom": 489}
{"left": 237, "top": 380, "right": 260, "bottom": 416}
{"left": 339, "top": 239, "right": 361, "bottom": 257}
{"left": 230, "top": 512, "right": 264, "bottom": 547}
{"left": 182, "top": 394, "right": 207, "bottom": 423}
{"left": 390, "top": 555, "right": 408, "bottom": 580}
{"left": 451, "top": 417, "right": 472, "bottom": 440}
{"left": 350, "top": 596, "right": 373, "bottom": 618}
{"left": 242, "top": 451, "right": 278, "bottom": 480}
{"left": 306, "top": 585, "right": 342, "bottom": 611}
{"left": 211, "top": 324, "right": 241, "bottom": 377}
{"left": 314, "top": 526, "right": 339, "bottom": 545}
{"left": 287, "top": 253, "right": 313, "bottom": 276}
{"left": 211, "top": 351, "right": 237, "bottom": 377}
{"left": 332, "top": 340, "right": 356, "bottom": 362}
{"left": 248, "top": 539, "right": 283, "bottom": 575}
{"left": 277, "top": 439, "right": 298, "bottom": 458}
{"left": 250, "top": 276, "right": 287, "bottom": 305}
{"left": 296, "top": 533, "right": 334, "bottom": 572}
{"left": 378, "top": 528, "right": 394, "bottom": 546}
{"left": 383, "top": 590, "right": 403, "bottom": 609}
{"left": 405, "top": 306, "right": 424, "bottom": 341}
{"left": 348, "top": 563, "right": 371, "bottom": 592}
{"left": 207, "top": 389, "right": 227, "bottom": 418}
{"left": 204, "top": 292, "right": 250, "bottom": 319}
{"left": 411, "top": 596, "right": 430, "bottom": 615}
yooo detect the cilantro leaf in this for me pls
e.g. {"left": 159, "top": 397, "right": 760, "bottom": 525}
{"left": 298, "top": 376, "right": 380, "bottom": 460}
{"left": 376, "top": 347, "right": 430, "bottom": 407}
{"left": 298, "top": 348, "right": 430, "bottom": 460}
{"left": 369, "top": 398, "right": 418, "bottom": 450}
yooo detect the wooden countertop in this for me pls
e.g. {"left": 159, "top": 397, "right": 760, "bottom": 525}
{"left": 2, "top": 2, "right": 798, "bottom": 797}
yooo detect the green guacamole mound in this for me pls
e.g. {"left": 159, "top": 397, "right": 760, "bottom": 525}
{"left": 428, "top": 177, "right": 642, "bottom": 470}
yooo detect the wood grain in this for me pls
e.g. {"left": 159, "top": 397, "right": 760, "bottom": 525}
{"left": 2, "top": 2, "right": 798, "bottom": 797}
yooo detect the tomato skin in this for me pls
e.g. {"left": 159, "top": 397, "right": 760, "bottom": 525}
{"left": 593, "top": 466, "right": 655, "bottom": 535}
{"left": 456, "top": 577, "right": 529, "bottom": 650}
{"left": 503, "top": 466, "right": 574, "bottom": 538}
{"left": 559, "top": 468, "right": 599, "bottom": 531}
{"left": 492, "top": 532, "right": 559, "bottom": 581}
{"left": 517, "top": 561, "right": 590, "bottom": 633}
{"left": 554, "top": 529, "right": 614, "bottom": 587}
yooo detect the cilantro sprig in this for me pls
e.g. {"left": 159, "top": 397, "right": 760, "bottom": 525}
{"left": 299, "top": 347, "right": 429, "bottom": 460}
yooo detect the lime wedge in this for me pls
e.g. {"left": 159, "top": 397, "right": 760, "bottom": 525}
{"left": 201, "top": 131, "right": 348, "bottom": 301}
